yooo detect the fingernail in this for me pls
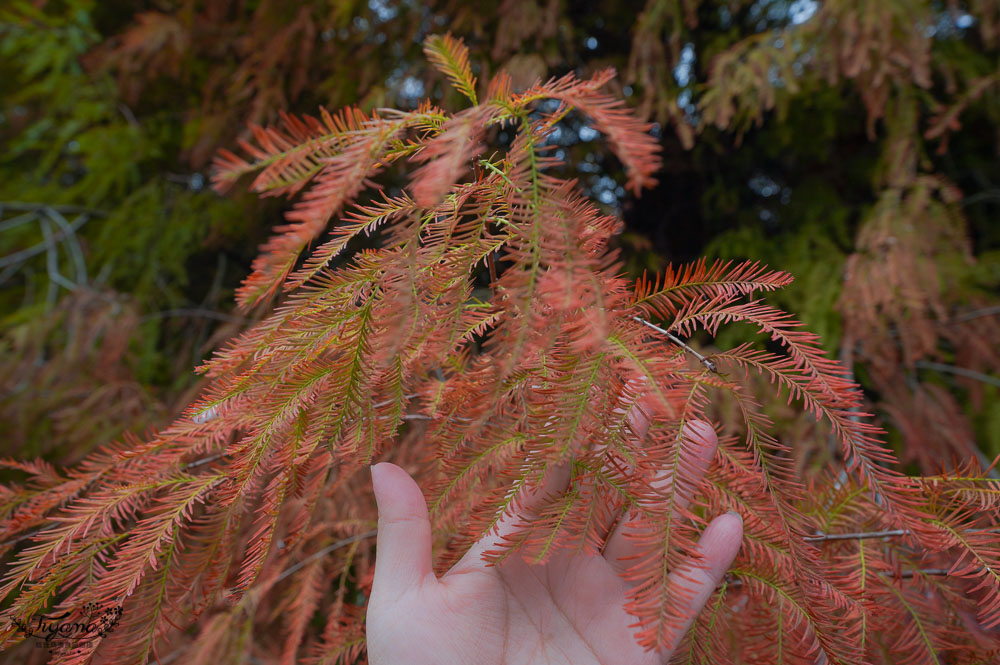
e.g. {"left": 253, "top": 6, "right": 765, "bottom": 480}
{"left": 371, "top": 464, "right": 384, "bottom": 504}
{"left": 725, "top": 510, "right": 742, "bottom": 524}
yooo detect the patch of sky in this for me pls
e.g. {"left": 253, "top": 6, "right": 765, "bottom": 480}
{"left": 927, "top": 10, "right": 976, "bottom": 38}
{"left": 678, "top": 89, "right": 693, "bottom": 110}
{"left": 540, "top": 99, "right": 562, "bottom": 112}
{"left": 579, "top": 153, "right": 601, "bottom": 173}
{"left": 749, "top": 173, "right": 782, "bottom": 198}
{"left": 788, "top": 0, "right": 818, "bottom": 26}
{"left": 386, "top": 65, "right": 423, "bottom": 106}
{"left": 768, "top": 63, "right": 784, "bottom": 87}
{"left": 594, "top": 175, "right": 619, "bottom": 204}
{"left": 368, "top": 0, "right": 398, "bottom": 22}
{"left": 719, "top": 5, "right": 732, "bottom": 29}
{"left": 529, "top": 99, "right": 563, "bottom": 121}
{"left": 747, "top": 0, "right": 817, "bottom": 32}
{"left": 674, "top": 43, "right": 695, "bottom": 87}
{"left": 674, "top": 44, "right": 698, "bottom": 117}
{"left": 400, "top": 76, "right": 425, "bottom": 100}
{"left": 547, "top": 124, "right": 580, "bottom": 146}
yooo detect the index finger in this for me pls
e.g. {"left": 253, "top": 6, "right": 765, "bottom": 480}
{"left": 446, "top": 460, "right": 573, "bottom": 574}
{"left": 601, "top": 420, "right": 719, "bottom": 573}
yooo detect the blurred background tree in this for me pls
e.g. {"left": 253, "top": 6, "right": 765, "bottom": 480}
{"left": 1, "top": 0, "right": 997, "bottom": 475}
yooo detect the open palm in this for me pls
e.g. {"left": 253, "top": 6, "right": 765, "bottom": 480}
{"left": 365, "top": 421, "right": 743, "bottom": 665}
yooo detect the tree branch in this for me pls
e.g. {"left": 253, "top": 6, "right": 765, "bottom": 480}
{"left": 915, "top": 360, "right": 1000, "bottom": 388}
{"left": 632, "top": 316, "right": 718, "bottom": 372}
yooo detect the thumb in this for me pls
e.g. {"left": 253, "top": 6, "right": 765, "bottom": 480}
{"left": 371, "top": 462, "right": 434, "bottom": 595}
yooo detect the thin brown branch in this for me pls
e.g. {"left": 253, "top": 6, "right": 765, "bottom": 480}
{"left": 724, "top": 566, "right": 963, "bottom": 588}
{"left": 0, "top": 202, "right": 106, "bottom": 216}
{"left": 804, "top": 526, "right": 1000, "bottom": 543}
{"left": 182, "top": 452, "right": 228, "bottom": 470}
{"left": 0, "top": 212, "right": 90, "bottom": 270}
{"left": 915, "top": 360, "right": 1000, "bottom": 389}
{"left": 633, "top": 316, "right": 718, "bottom": 372}
{"left": 273, "top": 530, "right": 378, "bottom": 584}
{"left": 0, "top": 526, "right": 44, "bottom": 550}
{"left": 804, "top": 529, "right": 909, "bottom": 542}
{"left": 487, "top": 250, "right": 498, "bottom": 288}
{"left": 952, "top": 305, "right": 1000, "bottom": 323}
{"left": 140, "top": 308, "right": 251, "bottom": 325}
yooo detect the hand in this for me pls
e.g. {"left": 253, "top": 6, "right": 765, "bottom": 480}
{"left": 365, "top": 419, "right": 743, "bottom": 665}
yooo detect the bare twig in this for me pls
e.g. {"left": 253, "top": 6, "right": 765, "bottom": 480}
{"left": 45, "top": 207, "right": 88, "bottom": 286}
{"left": 896, "top": 567, "right": 952, "bottom": 579}
{"left": 372, "top": 394, "right": 418, "bottom": 409}
{"left": 915, "top": 360, "right": 1000, "bottom": 389}
{"left": 633, "top": 316, "right": 718, "bottom": 372}
{"left": 182, "top": 452, "right": 228, "bottom": 470}
{"left": 805, "top": 526, "right": 1000, "bottom": 543}
{"left": 40, "top": 217, "right": 76, "bottom": 303}
{"left": 0, "top": 212, "right": 90, "bottom": 270}
{"left": 0, "top": 211, "right": 40, "bottom": 233}
{"left": 274, "top": 530, "right": 378, "bottom": 584}
{"left": 725, "top": 566, "right": 967, "bottom": 588}
{"left": 140, "top": 308, "right": 251, "bottom": 325}
{"left": 487, "top": 250, "right": 498, "bottom": 287}
{"left": 117, "top": 103, "right": 139, "bottom": 128}
{"left": 804, "top": 529, "right": 909, "bottom": 542}
{"left": 952, "top": 305, "right": 1000, "bottom": 323}
{"left": 0, "top": 526, "right": 44, "bottom": 550}
{"left": 0, "top": 202, "right": 105, "bottom": 216}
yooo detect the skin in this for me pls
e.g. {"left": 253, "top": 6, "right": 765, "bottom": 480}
{"left": 366, "top": 408, "right": 743, "bottom": 665}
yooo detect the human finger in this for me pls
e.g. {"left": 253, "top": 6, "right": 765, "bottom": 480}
{"left": 448, "top": 461, "right": 572, "bottom": 572}
{"left": 655, "top": 510, "right": 743, "bottom": 659}
{"left": 602, "top": 420, "right": 719, "bottom": 573}
{"left": 371, "top": 462, "right": 435, "bottom": 596}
